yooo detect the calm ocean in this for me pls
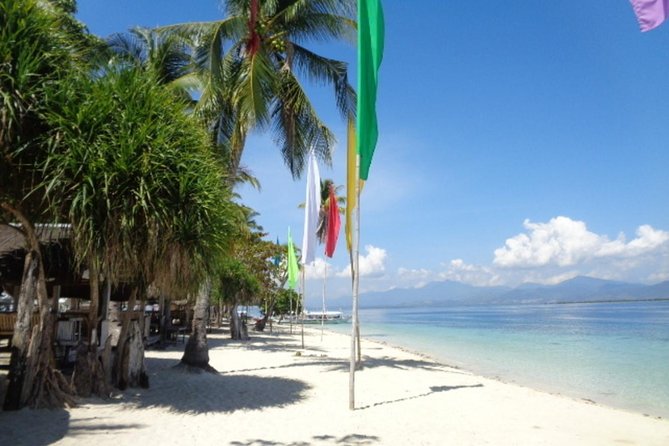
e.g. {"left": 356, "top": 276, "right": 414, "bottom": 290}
{"left": 327, "top": 301, "right": 669, "bottom": 418}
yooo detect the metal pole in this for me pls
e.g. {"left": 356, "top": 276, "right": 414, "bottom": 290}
{"left": 301, "top": 267, "right": 305, "bottom": 349}
{"left": 289, "top": 290, "right": 293, "bottom": 334}
{"left": 321, "top": 261, "right": 327, "bottom": 341}
{"left": 349, "top": 154, "right": 361, "bottom": 410}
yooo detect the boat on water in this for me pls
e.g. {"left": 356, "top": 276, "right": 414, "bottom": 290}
{"left": 304, "top": 310, "right": 350, "bottom": 324}
{"left": 276, "top": 310, "right": 350, "bottom": 324}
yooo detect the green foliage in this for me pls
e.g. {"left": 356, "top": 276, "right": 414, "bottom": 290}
{"left": 43, "top": 67, "right": 241, "bottom": 294}
{"left": 273, "top": 288, "right": 301, "bottom": 315}
{"left": 158, "top": 0, "right": 356, "bottom": 179}
{"left": 107, "top": 27, "right": 194, "bottom": 90}
{"left": 0, "top": 0, "right": 75, "bottom": 215}
{"left": 215, "top": 220, "right": 286, "bottom": 308}
{"left": 216, "top": 258, "right": 261, "bottom": 304}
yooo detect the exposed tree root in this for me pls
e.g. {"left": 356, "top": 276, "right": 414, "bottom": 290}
{"left": 24, "top": 360, "right": 77, "bottom": 409}
{"left": 173, "top": 361, "right": 218, "bottom": 374}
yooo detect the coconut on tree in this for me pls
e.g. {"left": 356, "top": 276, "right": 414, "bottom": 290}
{"left": 158, "top": 0, "right": 357, "bottom": 179}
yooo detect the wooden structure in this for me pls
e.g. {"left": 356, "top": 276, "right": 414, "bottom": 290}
{"left": 0, "top": 224, "right": 184, "bottom": 358}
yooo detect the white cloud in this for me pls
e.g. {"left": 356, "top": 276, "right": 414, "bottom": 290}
{"left": 337, "top": 245, "right": 387, "bottom": 278}
{"left": 304, "top": 218, "right": 668, "bottom": 302}
{"left": 397, "top": 267, "right": 435, "bottom": 288}
{"left": 304, "top": 258, "right": 336, "bottom": 280}
{"left": 493, "top": 217, "right": 669, "bottom": 268}
{"left": 437, "top": 259, "right": 502, "bottom": 286}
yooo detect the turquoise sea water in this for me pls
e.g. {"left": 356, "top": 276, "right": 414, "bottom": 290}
{"left": 327, "top": 301, "right": 669, "bottom": 418}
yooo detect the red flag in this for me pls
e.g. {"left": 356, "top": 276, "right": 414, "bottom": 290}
{"left": 325, "top": 185, "right": 341, "bottom": 258}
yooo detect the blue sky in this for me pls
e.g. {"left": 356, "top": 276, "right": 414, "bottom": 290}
{"left": 76, "top": 1, "right": 669, "bottom": 305}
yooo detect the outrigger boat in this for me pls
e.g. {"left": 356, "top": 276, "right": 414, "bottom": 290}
{"left": 303, "top": 310, "right": 350, "bottom": 324}
{"left": 276, "top": 310, "right": 350, "bottom": 324}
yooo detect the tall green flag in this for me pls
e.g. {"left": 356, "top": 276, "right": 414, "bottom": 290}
{"left": 357, "top": 0, "right": 385, "bottom": 181}
{"left": 287, "top": 228, "right": 299, "bottom": 290}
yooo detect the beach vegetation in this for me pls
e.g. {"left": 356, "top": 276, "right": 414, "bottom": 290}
{"left": 299, "top": 178, "right": 345, "bottom": 244}
{"left": 1, "top": 0, "right": 358, "bottom": 407}
{"left": 0, "top": 0, "right": 245, "bottom": 405}
{"left": 0, "top": 0, "right": 91, "bottom": 410}
{"left": 211, "top": 206, "right": 285, "bottom": 337}
{"left": 157, "top": 0, "right": 357, "bottom": 179}
{"left": 272, "top": 288, "right": 302, "bottom": 316}
{"left": 43, "top": 65, "right": 243, "bottom": 383}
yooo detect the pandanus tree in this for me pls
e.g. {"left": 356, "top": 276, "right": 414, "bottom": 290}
{"left": 159, "top": 0, "right": 357, "bottom": 179}
{"left": 43, "top": 66, "right": 241, "bottom": 382}
{"left": 0, "top": 0, "right": 89, "bottom": 409}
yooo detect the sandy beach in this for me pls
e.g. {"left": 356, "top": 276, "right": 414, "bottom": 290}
{"left": 1, "top": 325, "right": 668, "bottom": 446}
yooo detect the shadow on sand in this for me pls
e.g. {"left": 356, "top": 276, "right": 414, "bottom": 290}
{"left": 121, "top": 360, "right": 310, "bottom": 414}
{"left": 0, "top": 408, "right": 147, "bottom": 446}
{"left": 229, "top": 433, "right": 381, "bottom": 446}
{"left": 220, "top": 354, "right": 468, "bottom": 376}
{"left": 357, "top": 383, "right": 484, "bottom": 410}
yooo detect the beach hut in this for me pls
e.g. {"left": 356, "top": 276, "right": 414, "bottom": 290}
{"left": 0, "top": 224, "right": 174, "bottom": 358}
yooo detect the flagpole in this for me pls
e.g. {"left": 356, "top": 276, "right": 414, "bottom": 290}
{"left": 349, "top": 154, "right": 361, "bottom": 410}
{"left": 301, "top": 267, "right": 305, "bottom": 349}
{"left": 321, "top": 260, "right": 327, "bottom": 341}
{"left": 289, "top": 291, "right": 293, "bottom": 334}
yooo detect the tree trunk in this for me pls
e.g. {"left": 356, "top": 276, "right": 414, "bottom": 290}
{"left": 87, "top": 260, "right": 100, "bottom": 346}
{"left": 229, "top": 300, "right": 249, "bottom": 340}
{"left": 229, "top": 302, "right": 240, "bottom": 339}
{"left": 2, "top": 205, "right": 76, "bottom": 409}
{"left": 254, "top": 294, "right": 277, "bottom": 332}
{"left": 159, "top": 293, "right": 167, "bottom": 343}
{"left": 3, "top": 249, "right": 38, "bottom": 410}
{"left": 22, "top": 299, "right": 76, "bottom": 408}
{"left": 180, "top": 280, "right": 216, "bottom": 372}
{"left": 113, "top": 286, "right": 148, "bottom": 389}
{"left": 72, "top": 262, "right": 108, "bottom": 397}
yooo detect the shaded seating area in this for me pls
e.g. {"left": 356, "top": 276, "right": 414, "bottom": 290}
{"left": 0, "top": 224, "right": 192, "bottom": 372}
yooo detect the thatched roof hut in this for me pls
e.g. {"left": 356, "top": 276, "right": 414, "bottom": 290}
{"left": 0, "top": 224, "right": 135, "bottom": 301}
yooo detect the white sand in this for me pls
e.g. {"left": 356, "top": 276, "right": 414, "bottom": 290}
{"left": 1, "top": 326, "right": 668, "bottom": 445}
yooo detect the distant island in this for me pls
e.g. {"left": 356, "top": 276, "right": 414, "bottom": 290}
{"left": 329, "top": 276, "right": 669, "bottom": 309}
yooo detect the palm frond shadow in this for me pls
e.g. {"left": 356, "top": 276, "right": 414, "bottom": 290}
{"left": 0, "top": 408, "right": 71, "bottom": 445}
{"left": 357, "top": 384, "right": 484, "bottom": 411}
{"left": 0, "top": 411, "right": 145, "bottom": 445}
{"left": 219, "top": 355, "right": 469, "bottom": 376}
{"left": 229, "top": 433, "right": 381, "bottom": 446}
{"left": 217, "top": 338, "right": 328, "bottom": 355}
{"left": 133, "top": 367, "right": 310, "bottom": 414}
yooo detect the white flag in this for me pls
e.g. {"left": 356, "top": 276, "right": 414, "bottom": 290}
{"left": 301, "top": 151, "right": 321, "bottom": 265}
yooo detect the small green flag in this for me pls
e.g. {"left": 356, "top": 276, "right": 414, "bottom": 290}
{"left": 287, "top": 228, "right": 299, "bottom": 290}
{"left": 357, "top": 0, "right": 385, "bottom": 181}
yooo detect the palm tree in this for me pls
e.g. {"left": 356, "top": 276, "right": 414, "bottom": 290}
{"left": 299, "top": 178, "right": 345, "bottom": 244}
{"left": 158, "top": 0, "right": 357, "bottom": 179}
{"left": 316, "top": 179, "right": 345, "bottom": 244}
{"left": 105, "top": 26, "right": 266, "bottom": 192}
{"left": 106, "top": 26, "right": 196, "bottom": 101}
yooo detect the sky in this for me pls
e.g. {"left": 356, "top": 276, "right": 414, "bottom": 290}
{"left": 76, "top": 1, "right": 669, "bottom": 306}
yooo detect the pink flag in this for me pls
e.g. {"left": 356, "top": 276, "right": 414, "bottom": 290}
{"left": 630, "top": 0, "right": 669, "bottom": 32}
{"left": 324, "top": 185, "right": 341, "bottom": 258}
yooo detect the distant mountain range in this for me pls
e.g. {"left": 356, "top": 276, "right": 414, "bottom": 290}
{"left": 328, "top": 276, "right": 669, "bottom": 309}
